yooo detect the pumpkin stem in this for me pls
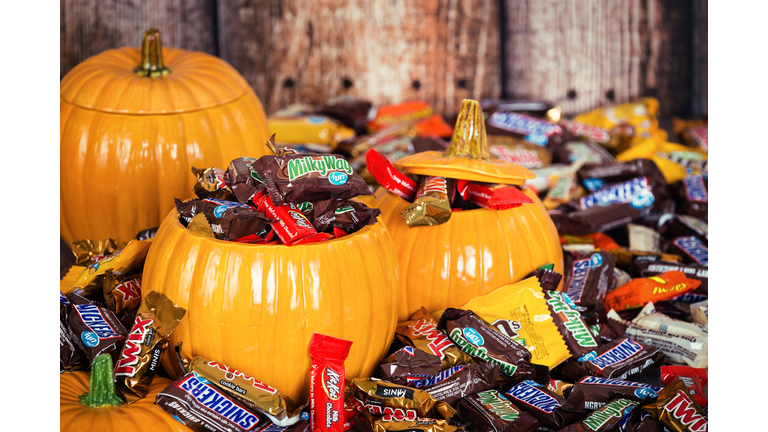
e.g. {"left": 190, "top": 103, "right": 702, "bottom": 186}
{"left": 443, "top": 99, "right": 490, "bottom": 160}
{"left": 133, "top": 29, "right": 172, "bottom": 78}
{"left": 79, "top": 354, "right": 123, "bottom": 408}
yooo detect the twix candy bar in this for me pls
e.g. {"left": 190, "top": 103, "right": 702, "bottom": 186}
{"left": 189, "top": 357, "right": 302, "bottom": 426}
{"left": 395, "top": 307, "right": 474, "bottom": 370}
{"left": 310, "top": 333, "right": 353, "bottom": 432}
{"left": 115, "top": 291, "right": 186, "bottom": 401}
{"left": 401, "top": 176, "right": 453, "bottom": 227}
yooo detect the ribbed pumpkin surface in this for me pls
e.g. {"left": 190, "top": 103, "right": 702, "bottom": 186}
{"left": 142, "top": 210, "right": 400, "bottom": 403}
{"left": 60, "top": 46, "right": 270, "bottom": 245}
{"left": 60, "top": 372, "right": 188, "bottom": 432}
{"left": 370, "top": 186, "right": 563, "bottom": 321}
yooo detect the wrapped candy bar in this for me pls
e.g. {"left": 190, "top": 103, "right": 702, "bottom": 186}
{"left": 191, "top": 166, "right": 236, "bottom": 201}
{"left": 401, "top": 176, "right": 453, "bottom": 227}
{"left": 455, "top": 180, "right": 533, "bottom": 210}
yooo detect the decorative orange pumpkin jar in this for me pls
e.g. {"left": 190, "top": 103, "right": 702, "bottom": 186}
{"left": 141, "top": 209, "right": 400, "bottom": 403}
{"left": 369, "top": 99, "right": 564, "bottom": 321}
{"left": 60, "top": 29, "right": 270, "bottom": 245}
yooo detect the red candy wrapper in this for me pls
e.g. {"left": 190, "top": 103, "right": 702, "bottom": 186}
{"left": 660, "top": 365, "right": 708, "bottom": 407}
{"left": 310, "top": 333, "right": 353, "bottom": 432}
{"left": 455, "top": 180, "right": 534, "bottom": 210}
{"left": 253, "top": 191, "right": 330, "bottom": 246}
{"left": 365, "top": 149, "right": 418, "bottom": 202}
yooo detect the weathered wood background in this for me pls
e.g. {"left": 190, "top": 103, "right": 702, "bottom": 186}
{"left": 60, "top": 0, "right": 707, "bottom": 118}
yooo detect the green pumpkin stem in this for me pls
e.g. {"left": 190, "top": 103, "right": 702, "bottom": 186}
{"left": 133, "top": 29, "right": 172, "bottom": 77}
{"left": 79, "top": 354, "right": 123, "bottom": 408}
{"left": 443, "top": 99, "right": 491, "bottom": 160}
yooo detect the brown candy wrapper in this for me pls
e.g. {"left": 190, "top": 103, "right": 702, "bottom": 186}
{"left": 559, "top": 398, "right": 639, "bottom": 432}
{"left": 68, "top": 303, "right": 128, "bottom": 365}
{"left": 437, "top": 308, "right": 548, "bottom": 383}
{"left": 455, "top": 389, "right": 541, "bottom": 432}
{"left": 115, "top": 291, "right": 186, "bottom": 401}
{"left": 395, "top": 308, "right": 474, "bottom": 370}
{"left": 70, "top": 238, "right": 118, "bottom": 266}
{"left": 188, "top": 357, "right": 302, "bottom": 426}
{"left": 379, "top": 346, "right": 442, "bottom": 385}
{"left": 253, "top": 150, "right": 372, "bottom": 206}
{"left": 227, "top": 156, "right": 265, "bottom": 204}
{"left": 60, "top": 320, "right": 84, "bottom": 371}
{"left": 401, "top": 176, "right": 453, "bottom": 227}
{"left": 103, "top": 270, "right": 142, "bottom": 314}
{"left": 407, "top": 362, "right": 500, "bottom": 406}
{"left": 544, "top": 290, "right": 600, "bottom": 359}
{"left": 351, "top": 377, "right": 456, "bottom": 421}
{"left": 191, "top": 166, "right": 236, "bottom": 201}
{"left": 641, "top": 379, "right": 707, "bottom": 432}
{"left": 561, "top": 338, "right": 665, "bottom": 382}
{"left": 562, "top": 250, "right": 616, "bottom": 316}
{"left": 175, "top": 198, "right": 272, "bottom": 241}
{"left": 502, "top": 381, "right": 566, "bottom": 429}
{"left": 330, "top": 201, "right": 382, "bottom": 232}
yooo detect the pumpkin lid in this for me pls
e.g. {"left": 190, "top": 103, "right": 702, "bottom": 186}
{"left": 60, "top": 29, "right": 251, "bottom": 115}
{"left": 394, "top": 99, "right": 535, "bottom": 185}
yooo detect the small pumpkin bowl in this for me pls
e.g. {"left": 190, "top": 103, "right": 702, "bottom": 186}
{"left": 369, "top": 185, "right": 564, "bottom": 322}
{"left": 142, "top": 208, "right": 400, "bottom": 403}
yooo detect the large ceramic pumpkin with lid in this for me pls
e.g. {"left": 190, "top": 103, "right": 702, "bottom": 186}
{"left": 60, "top": 29, "right": 270, "bottom": 245}
{"left": 369, "top": 99, "right": 564, "bottom": 321}
{"left": 141, "top": 207, "right": 400, "bottom": 403}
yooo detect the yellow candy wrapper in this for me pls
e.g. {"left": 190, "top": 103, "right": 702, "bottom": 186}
{"left": 61, "top": 265, "right": 86, "bottom": 294}
{"left": 267, "top": 115, "right": 356, "bottom": 151}
{"left": 573, "top": 98, "right": 667, "bottom": 148}
{"left": 433, "top": 277, "right": 570, "bottom": 369}
{"left": 65, "top": 239, "right": 152, "bottom": 295}
{"left": 616, "top": 140, "right": 707, "bottom": 184}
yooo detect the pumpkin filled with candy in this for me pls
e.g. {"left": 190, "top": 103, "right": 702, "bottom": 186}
{"left": 142, "top": 137, "right": 400, "bottom": 403}
{"left": 368, "top": 99, "right": 563, "bottom": 321}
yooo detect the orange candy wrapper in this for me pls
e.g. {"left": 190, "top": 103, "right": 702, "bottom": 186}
{"left": 604, "top": 271, "right": 701, "bottom": 311}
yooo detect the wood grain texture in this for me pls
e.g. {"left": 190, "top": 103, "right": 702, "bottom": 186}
{"left": 60, "top": 0, "right": 217, "bottom": 79}
{"left": 502, "top": 0, "right": 694, "bottom": 117}
{"left": 218, "top": 0, "right": 501, "bottom": 117}
{"left": 692, "top": 0, "right": 708, "bottom": 117}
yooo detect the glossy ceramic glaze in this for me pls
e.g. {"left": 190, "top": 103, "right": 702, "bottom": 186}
{"left": 370, "top": 186, "right": 563, "bottom": 321}
{"left": 394, "top": 150, "right": 535, "bottom": 184}
{"left": 142, "top": 210, "right": 400, "bottom": 403}
{"left": 60, "top": 46, "right": 270, "bottom": 245}
{"left": 60, "top": 372, "right": 188, "bottom": 432}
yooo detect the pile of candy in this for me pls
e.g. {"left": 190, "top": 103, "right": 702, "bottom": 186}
{"left": 176, "top": 136, "right": 381, "bottom": 245}
{"left": 60, "top": 95, "right": 708, "bottom": 432}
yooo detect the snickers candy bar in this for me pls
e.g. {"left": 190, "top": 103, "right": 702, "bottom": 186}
{"left": 156, "top": 372, "right": 270, "bottom": 432}
{"left": 254, "top": 152, "right": 372, "bottom": 206}
{"left": 191, "top": 166, "right": 236, "bottom": 201}
{"left": 629, "top": 260, "right": 707, "bottom": 295}
{"left": 351, "top": 377, "right": 455, "bottom": 420}
{"left": 502, "top": 381, "right": 566, "bottom": 429}
{"left": 115, "top": 291, "right": 186, "bottom": 401}
{"left": 60, "top": 320, "right": 84, "bottom": 371}
{"left": 68, "top": 303, "right": 128, "bottom": 365}
{"left": 486, "top": 111, "right": 564, "bottom": 147}
{"left": 406, "top": 362, "right": 500, "bottom": 406}
{"left": 674, "top": 175, "right": 707, "bottom": 222}
{"left": 563, "top": 251, "right": 615, "bottom": 316}
{"left": 664, "top": 237, "right": 708, "bottom": 267}
{"left": 190, "top": 357, "right": 302, "bottom": 426}
{"left": 560, "top": 398, "right": 639, "bottom": 432}
{"left": 544, "top": 290, "right": 600, "bottom": 358}
{"left": 395, "top": 307, "right": 474, "bottom": 370}
{"left": 576, "top": 159, "right": 667, "bottom": 194}
{"left": 565, "top": 338, "right": 665, "bottom": 381}
{"left": 379, "top": 346, "right": 442, "bottom": 386}
{"left": 455, "top": 389, "right": 541, "bottom": 432}
{"left": 437, "top": 308, "right": 547, "bottom": 383}
{"left": 559, "top": 376, "right": 662, "bottom": 418}
{"left": 641, "top": 379, "right": 707, "bottom": 432}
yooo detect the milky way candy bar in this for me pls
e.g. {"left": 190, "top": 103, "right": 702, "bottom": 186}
{"left": 115, "top": 291, "right": 186, "bottom": 401}
{"left": 559, "top": 376, "right": 662, "bottom": 420}
{"left": 254, "top": 153, "right": 372, "bottom": 206}
{"left": 437, "top": 308, "right": 547, "bottom": 383}
{"left": 407, "top": 362, "right": 500, "bottom": 406}
{"left": 560, "top": 398, "right": 639, "bottom": 432}
{"left": 544, "top": 290, "right": 600, "bottom": 359}
{"left": 227, "top": 157, "right": 265, "bottom": 204}
{"left": 156, "top": 372, "right": 270, "bottom": 432}
{"left": 329, "top": 201, "right": 382, "bottom": 232}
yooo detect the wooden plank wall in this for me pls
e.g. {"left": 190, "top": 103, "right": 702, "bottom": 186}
{"left": 60, "top": 0, "right": 707, "bottom": 118}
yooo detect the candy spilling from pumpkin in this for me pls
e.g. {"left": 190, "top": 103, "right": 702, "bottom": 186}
{"left": 61, "top": 93, "right": 708, "bottom": 432}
